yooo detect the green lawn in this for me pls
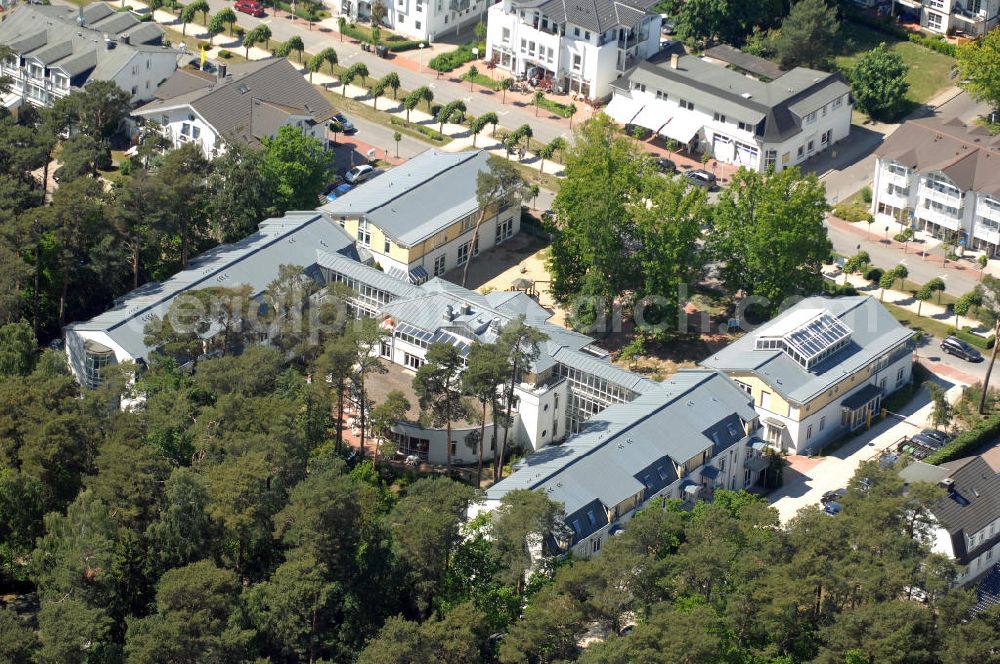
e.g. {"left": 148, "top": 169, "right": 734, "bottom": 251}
{"left": 835, "top": 22, "right": 955, "bottom": 108}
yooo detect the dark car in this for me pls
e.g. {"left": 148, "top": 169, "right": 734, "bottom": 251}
{"left": 821, "top": 488, "right": 847, "bottom": 504}
{"left": 324, "top": 183, "right": 353, "bottom": 201}
{"left": 654, "top": 157, "right": 676, "bottom": 174}
{"left": 333, "top": 113, "right": 356, "bottom": 134}
{"left": 684, "top": 168, "right": 717, "bottom": 190}
{"left": 911, "top": 433, "right": 946, "bottom": 450}
{"left": 940, "top": 335, "right": 983, "bottom": 362}
{"left": 823, "top": 501, "right": 842, "bottom": 516}
{"left": 234, "top": 0, "right": 266, "bottom": 16}
{"left": 919, "top": 429, "right": 951, "bottom": 446}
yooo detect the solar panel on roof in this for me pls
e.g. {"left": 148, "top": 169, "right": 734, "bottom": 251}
{"left": 783, "top": 313, "right": 851, "bottom": 361}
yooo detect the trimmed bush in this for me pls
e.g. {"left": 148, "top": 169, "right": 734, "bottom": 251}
{"left": 428, "top": 41, "right": 485, "bottom": 72}
{"left": 923, "top": 411, "right": 1000, "bottom": 464}
{"left": 955, "top": 327, "right": 995, "bottom": 350}
{"left": 340, "top": 23, "right": 423, "bottom": 51}
{"left": 536, "top": 96, "right": 574, "bottom": 118}
{"left": 218, "top": 49, "right": 233, "bottom": 59}
{"left": 864, "top": 266, "right": 884, "bottom": 283}
{"left": 389, "top": 116, "right": 447, "bottom": 142}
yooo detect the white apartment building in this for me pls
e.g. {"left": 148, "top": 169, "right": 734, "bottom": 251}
{"left": 893, "top": 0, "right": 1000, "bottom": 36}
{"left": 132, "top": 58, "right": 336, "bottom": 158}
{"left": 871, "top": 118, "right": 1000, "bottom": 255}
{"left": 485, "top": 0, "right": 661, "bottom": 100}
{"left": 605, "top": 50, "right": 853, "bottom": 173}
{"left": 338, "top": 0, "right": 488, "bottom": 41}
{"left": 0, "top": 4, "right": 177, "bottom": 110}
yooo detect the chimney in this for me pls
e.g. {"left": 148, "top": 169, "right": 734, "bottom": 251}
{"left": 217, "top": 62, "right": 228, "bottom": 80}
{"left": 443, "top": 304, "right": 455, "bottom": 321}
{"left": 77, "top": 5, "right": 85, "bottom": 27}
{"left": 120, "top": 33, "right": 130, "bottom": 45}
{"left": 104, "top": 34, "right": 115, "bottom": 50}
{"left": 939, "top": 477, "right": 956, "bottom": 493}
{"left": 670, "top": 52, "right": 679, "bottom": 69}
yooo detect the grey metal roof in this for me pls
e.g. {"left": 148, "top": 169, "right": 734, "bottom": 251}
{"left": 704, "top": 44, "right": 784, "bottom": 81}
{"left": 487, "top": 369, "right": 757, "bottom": 521}
{"left": 320, "top": 150, "right": 492, "bottom": 247}
{"left": 135, "top": 58, "right": 336, "bottom": 148}
{"left": 0, "top": 5, "right": 170, "bottom": 89}
{"left": 66, "top": 212, "right": 356, "bottom": 360}
{"left": 511, "top": 0, "right": 657, "bottom": 33}
{"left": 701, "top": 297, "right": 912, "bottom": 405}
{"left": 611, "top": 52, "right": 850, "bottom": 142}
{"left": 314, "top": 249, "right": 423, "bottom": 299}
{"left": 485, "top": 291, "right": 551, "bottom": 321}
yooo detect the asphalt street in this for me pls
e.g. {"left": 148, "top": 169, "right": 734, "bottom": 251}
{"left": 188, "top": 1, "right": 575, "bottom": 143}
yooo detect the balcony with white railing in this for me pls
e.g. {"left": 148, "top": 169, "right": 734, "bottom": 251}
{"left": 881, "top": 189, "right": 910, "bottom": 210}
{"left": 916, "top": 206, "right": 963, "bottom": 231}
{"left": 917, "top": 183, "right": 963, "bottom": 207}
{"left": 973, "top": 220, "right": 1000, "bottom": 246}
{"left": 882, "top": 169, "right": 912, "bottom": 188}
{"left": 976, "top": 197, "right": 1000, "bottom": 222}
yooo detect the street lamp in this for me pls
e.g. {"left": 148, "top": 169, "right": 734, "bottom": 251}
{"left": 418, "top": 43, "right": 425, "bottom": 74}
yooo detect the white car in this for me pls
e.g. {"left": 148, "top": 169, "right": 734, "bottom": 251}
{"left": 345, "top": 164, "right": 375, "bottom": 184}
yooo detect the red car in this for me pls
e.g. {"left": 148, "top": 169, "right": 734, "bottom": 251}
{"left": 234, "top": 0, "right": 266, "bottom": 17}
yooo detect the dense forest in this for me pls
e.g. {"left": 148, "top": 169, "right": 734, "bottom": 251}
{"left": 0, "top": 321, "right": 998, "bottom": 663}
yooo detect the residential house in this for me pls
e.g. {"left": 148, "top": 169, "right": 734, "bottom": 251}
{"left": 900, "top": 456, "right": 1000, "bottom": 585}
{"left": 478, "top": 370, "right": 764, "bottom": 558}
{"left": 485, "top": 0, "right": 661, "bottom": 100}
{"left": 870, "top": 117, "right": 1000, "bottom": 255}
{"left": 131, "top": 58, "right": 337, "bottom": 158}
{"left": 701, "top": 296, "right": 914, "bottom": 455}
{"left": 892, "top": 0, "right": 1000, "bottom": 36}
{"left": 344, "top": 0, "right": 492, "bottom": 42}
{"left": 604, "top": 49, "right": 852, "bottom": 172}
{"left": 0, "top": 4, "right": 176, "bottom": 110}
{"left": 320, "top": 149, "right": 521, "bottom": 284}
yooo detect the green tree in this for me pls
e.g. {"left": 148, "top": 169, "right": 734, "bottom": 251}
{"left": 461, "top": 155, "right": 529, "bottom": 287}
{"left": 0, "top": 607, "right": 36, "bottom": 663}
{"left": 54, "top": 133, "right": 106, "bottom": 181}
{"left": 490, "top": 488, "right": 564, "bottom": 594}
{"left": 914, "top": 284, "right": 932, "bottom": 316}
{"left": 879, "top": 270, "right": 896, "bottom": 302}
{"left": 844, "top": 250, "right": 870, "bottom": 274}
{"left": 494, "top": 317, "right": 547, "bottom": 481}
{"left": 284, "top": 34, "right": 305, "bottom": 62}
{"left": 318, "top": 46, "right": 339, "bottom": 74}
{"left": 125, "top": 560, "right": 249, "bottom": 663}
{"left": 773, "top": 0, "right": 840, "bottom": 69}
{"left": 145, "top": 467, "right": 218, "bottom": 575}
{"left": 850, "top": 42, "right": 910, "bottom": 121}
{"left": 369, "top": 80, "right": 386, "bottom": 110}
{"left": 36, "top": 598, "right": 112, "bottom": 664}
{"left": 892, "top": 263, "right": 909, "bottom": 289}
{"left": 436, "top": 99, "right": 467, "bottom": 136}
{"left": 926, "top": 381, "right": 951, "bottom": 431}
{"left": 179, "top": 1, "right": 204, "bottom": 36}
{"left": 956, "top": 27, "right": 1000, "bottom": 112}
{"left": 261, "top": 124, "right": 330, "bottom": 213}
{"left": 706, "top": 166, "right": 831, "bottom": 314}
{"left": 351, "top": 317, "right": 388, "bottom": 458}
{"left": 370, "top": 389, "right": 410, "bottom": 465}
{"left": 382, "top": 70, "right": 401, "bottom": 99}
{"left": 208, "top": 141, "right": 276, "bottom": 242}
{"left": 206, "top": 11, "right": 225, "bottom": 45}
{"left": 463, "top": 343, "right": 510, "bottom": 484}
{"left": 393, "top": 130, "right": 402, "bottom": 158}
{"left": 403, "top": 88, "right": 423, "bottom": 122}
{"left": 0, "top": 321, "right": 36, "bottom": 377}
{"left": 413, "top": 342, "right": 466, "bottom": 474}
{"left": 388, "top": 477, "right": 477, "bottom": 614}
{"left": 467, "top": 65, "right": 480, "bottom": 91}
{"left": 216, "top": 6, "right": 237, "bottom": 35}
{"left": 307, "top": 51, "right": 324, "bottom": 84}
{"left": 974, "top": 274, "right": 1000, "bottom": 413}
{"left": 926, "top": 276, "right": 946, "bottom": 304}
{"left": 349, "top": 61, "right": 370, "bottom": 87}
{"left": 500, "top": 77, "right": 514, "bottom": 104}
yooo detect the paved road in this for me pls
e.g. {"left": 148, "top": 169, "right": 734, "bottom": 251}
{"left": 187, "top": 0, "right": 575, "bottom": 144}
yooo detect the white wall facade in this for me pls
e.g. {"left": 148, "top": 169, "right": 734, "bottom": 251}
{"left": 514, "top": 377, "right": 570, "bottom": 453}
{"left": 383, "top": 0, "right": 491, "bottom": 41}
{"left": 871, "top": 157, "right": 1000, "bottom": 255}
{"left": 617, "top": 82, "right": 851, "bottom": 172}
{"left": 918, "top": 0, "right": 1000, "bottom": 36}
{"left": 486, "top": 0, "right": 660, "bottom": 100}
{"left": 64, "top": 329, "right": 137, "bottom": 388}
{"left": 758, "top": 350, "right": 912, "bottom": 454}
{"left": 109, "top": 50, "right": 179, "bottom": 104}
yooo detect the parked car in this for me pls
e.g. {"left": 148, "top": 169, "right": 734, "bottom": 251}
{"left": 919, "top": 429, "right": 951, "bottom": 447}
{"left": 684, "top": 169, "right": 717, "bottom": 190}
{"left": 661, "top": 19, "right": 675, "bottom": 34}
{"left": 129, "top": 5, "right": 151, "bottom": 18}
{"left": 940, "top": 335, "right": 983, "bottom": 362}
{"left": 333, "top": 113, "right": 356, "bottom": 134}
{"left": 324, "top": 182, "right": 353, "bottom": 202}
{"left": 821, "top": 488, "right": 847, "bottom": 504}
{"left": 911, "top": 433, "right": 946, "bottom": 450}
{"left": 234, "top": 0, "right": 266, "bottom": 17}
{"left": 345, "top": 164, "right": 375, "bottom": 184}
{"left": 823, "top": 501, "right": 842, "bottom": 516}
{"left": 654, "top": 157, "right": 676, "bottom": 174}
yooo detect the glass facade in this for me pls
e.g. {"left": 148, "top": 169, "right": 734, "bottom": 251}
{"left": 556, "top": 363, "right": 638, "bottom": 433}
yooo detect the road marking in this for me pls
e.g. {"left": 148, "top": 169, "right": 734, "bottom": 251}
{"left": 499, "top": 110, "right": 510, "bottom": 115}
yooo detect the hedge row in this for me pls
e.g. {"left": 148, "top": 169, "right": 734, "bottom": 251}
{"left": 389, "top": 116, "right": 447, "bottom": 142}
{"left": 954, "top": 327, "right": 995, "bottom": 350}
{"left": 537, "top": 96, "right": 574, "bottom": 118}
{"left": 843, "top": 13, "right": 957, "bottom": 57}
{"left": 923, "top": 411, "right": 1000, "bottom": 464}
{"left": 339, "top": 23, "right": 424, "bottom": 51}
{"left": 429, "top": 42, "right": 483, "bottom": 72}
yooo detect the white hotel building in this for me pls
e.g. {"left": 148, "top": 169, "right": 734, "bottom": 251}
{"left": 485, "top": 0, "right": 661, "bottom": 100}
{"left": 604, "top": 49, "right": 853, "bottom": 173}
{"left": 871, "top": 117, "right": 1000, "bottom": 255}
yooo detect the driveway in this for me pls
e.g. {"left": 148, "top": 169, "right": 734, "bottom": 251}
{"left": 769, "top": 380, "right": 963, "bottom": 524}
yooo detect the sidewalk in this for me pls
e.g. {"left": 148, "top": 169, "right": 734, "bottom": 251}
{"left": 837, "top": 271, "right": 984, "bottom": 332}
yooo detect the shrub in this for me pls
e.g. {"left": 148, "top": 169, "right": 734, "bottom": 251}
{"left": 864, "top": 266, "right": 884, "bottom": 283}
{"left": 389, "top": 117, "right": 447, "bottom": 142}
{"left": 955, "top": 327, "right": 995, "bottom": 350}
{"left": 832, "top": 201, "right": 872, "bottom": 223}
{"left": 841, "top": 12, "right": 957, "bottom": 56}
{"left": 536, "top": 96, "right": 574, "bottom": 118}
{"left": 894, "top": 228, "right": 914, "bottom": 242}
{"left": 860, "top": 185, "right": 872, "bottom": 203}
{"left": 339, "top": 22, "right": 423, "bottom": 50}
{"left": 218, "top": 49, "right": 233, "bottom": 59}
{"left": 923, "top": 411, "right": 1000, "bottom": 464}
{"left": 428, "top": 41, "right": 485, "bottom": 72}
